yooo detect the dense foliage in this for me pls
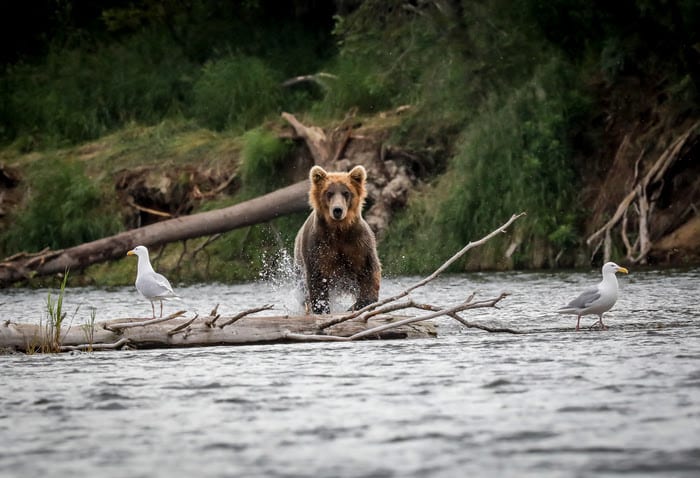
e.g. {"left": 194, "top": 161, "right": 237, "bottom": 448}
{"left": 1, "top": 157, "right": 121, "bottom": 252}
{"left": 0, "top": 0, "right": 698, "bottom": 278}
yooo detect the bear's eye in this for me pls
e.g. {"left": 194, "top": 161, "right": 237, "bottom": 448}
{"left": 342, "top": 191, "right": 351, "bottom": 200}
{"left": 326, "top": 191, "right": 334, "bottom": 201}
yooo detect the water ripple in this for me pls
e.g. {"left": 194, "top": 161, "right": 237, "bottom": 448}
{"left": 1, "top": 269, "right": 699, "bottom": 477}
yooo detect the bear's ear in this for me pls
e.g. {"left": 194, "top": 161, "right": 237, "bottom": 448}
{"left": 310, "top": 166, "right": 327, "bottom": 185}
{"left": 348, "top": 165, "right": 367, "bottom": 185}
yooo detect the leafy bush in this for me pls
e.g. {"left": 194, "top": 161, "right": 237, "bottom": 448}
{"left": 192, "top": 55, "right": 282, "bottom": 131}
{"left": 381, "top": 58, "right": 589, "bottom": 272}
{"left": 438, "top": 59, "right": 586, "bottom": 253}
{"left": 2, "top": 29, "right": 194, "bottom": 146}
{"left": 239, "top": 128, "right": 294, "bottom": 196}
{"left": 311, "top": 55, "right": 398, "bottom": 119}
{"left": 1, "top": 158, "right": 122, "bottom": 253}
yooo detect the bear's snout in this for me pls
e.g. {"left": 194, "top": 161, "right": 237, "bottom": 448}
{"left": 332, "top": 207, "right": 344, "bottom": 220}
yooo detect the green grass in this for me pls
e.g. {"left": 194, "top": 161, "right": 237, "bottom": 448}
{"left": 192, "top": 55, "right": 283, "bottom": 132}
{"left": 2, "top": 29, "right": 195, "bottom": 148}
{"left": 381, "top": 57, "right": 589, "bottom": 272}
{"left": 43, "top": 270, "right": 74, "bottom": 353}
{"left": 238, "top": 128, "right": 295, "bottom": 196}
{"left": 1, "top": 156, "right": 122, "bottom": 255}
{"left": 80, "top": 307, "right": 98, "bottom": 353}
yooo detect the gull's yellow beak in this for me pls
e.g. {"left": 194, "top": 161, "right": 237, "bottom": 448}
{"left": 617, "top": 266, "right": 629, "bottom": 274}
{"left": 127, "top": 250, "right": 135, "bottom": 256}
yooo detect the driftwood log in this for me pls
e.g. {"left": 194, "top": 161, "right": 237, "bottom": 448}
{"left": 0, "top": 312, "right": 437, "bottom": 353}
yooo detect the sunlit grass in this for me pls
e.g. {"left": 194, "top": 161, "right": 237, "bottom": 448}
{"left": 80, "top": 307, "right": 97, "bottom": 353}
{"left": 42, "top": 271, "right": 76, "bottom": 353}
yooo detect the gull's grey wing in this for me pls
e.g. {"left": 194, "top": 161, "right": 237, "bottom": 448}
{"left": 565, "top": 286, "right": 601, "bottom": 309}
{"left": 137, "top": 271, "right": 175, "bottom": 299}
{"left": 152, "top": 272, "right": 174, "bottom": 293}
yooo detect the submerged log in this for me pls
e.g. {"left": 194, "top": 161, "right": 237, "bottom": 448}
{"left": 0, "top": 314, "right": 436, "bottom": 353}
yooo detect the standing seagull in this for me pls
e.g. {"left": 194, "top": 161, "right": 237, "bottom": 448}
{"left": 127, "top": 245, "right": 179, "bottom": 318}
{"left": 557, "top": 262, "right": 629, "bottom": 331}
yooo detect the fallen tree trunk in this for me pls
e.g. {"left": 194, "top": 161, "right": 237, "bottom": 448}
{"left": 0, "top": 313, "right": 436, "bottom": 353}
{"left": 0, "top": 180, "right": 310, "bottom": 286}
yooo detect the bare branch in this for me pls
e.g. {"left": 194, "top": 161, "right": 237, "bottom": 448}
{"left": 320, "top": 212, "right": 525, "bottom": 330}
{"left": 218, "top": 304, "right": 274, "bottom": 328}
{"left": 587, "top": 122, "right": 698, "bottom": 262}
{"left": 282, "top": 72, "right": 337, "bottom": 89}
{"left": 127, "top": 196, "right": 172, "bottom": 218}
{"left": 168, "top": 315, "right": 198, "bottom": 336}
{"left": 205, "top": 313, "right": 221, "bottom": 328}
{"left": 106, "top": 310, "right": 186, "bottom": 331}
{"left": 60, "top": 337, "right": 131, "bottom": 352}
{"left": 348, "top": 293, "right": 510, "bottom": 340}
{"left": 409, "top": 300, "right": 523, "bottom": 334}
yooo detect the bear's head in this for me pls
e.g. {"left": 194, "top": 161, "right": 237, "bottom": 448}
{"left": 309, "top": 165, "right": 368, "bottom": 227}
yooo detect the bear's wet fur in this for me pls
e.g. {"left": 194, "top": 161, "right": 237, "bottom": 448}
{"left": 294, "top": 165, "right": 381, "bottom": 314}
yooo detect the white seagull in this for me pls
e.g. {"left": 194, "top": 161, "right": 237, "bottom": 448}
{"left": 127, "top": 245, "right": 179, "bottom": 318}
{"left": 557, "top": 262, "right": 629, "bottom": 331}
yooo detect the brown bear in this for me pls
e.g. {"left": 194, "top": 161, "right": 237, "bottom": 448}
{"left": 294, "top": 165, "right": 381, "bottom": 314}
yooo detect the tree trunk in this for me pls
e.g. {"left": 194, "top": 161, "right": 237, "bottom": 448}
{"left": 0, "top": 180, "right": 310, "bottom": 286}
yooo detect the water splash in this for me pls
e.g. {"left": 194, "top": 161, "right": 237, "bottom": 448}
{"left": 259, "top": 249, "right": 355, "bottom": 314}
{"left": 259, "top": 249, "right": 305, "bottom": 315}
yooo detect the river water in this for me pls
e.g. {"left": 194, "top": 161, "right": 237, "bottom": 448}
{"left": 1, "top": 267, "right": 699, "bottom": 477}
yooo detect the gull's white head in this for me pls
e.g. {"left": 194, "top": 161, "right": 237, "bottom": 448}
{"left": 602, "top": 261, "right": 629, "bottom": 275}
{"left": 127, "top": 245, "right": 149, "bottom": 258}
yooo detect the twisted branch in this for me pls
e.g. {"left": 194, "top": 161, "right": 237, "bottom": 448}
{"left": 320, "top": 212, "right": 525, "bottom": 330}
{"left": 218, "top": 304, "right": 274, "bottom": 328}
{"left": 288, "top": 293, "right": 512, "bottom": 342}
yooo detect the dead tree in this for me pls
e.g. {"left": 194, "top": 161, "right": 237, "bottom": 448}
{"left": 586, "top": 122, "right": 699, "bottom": 264}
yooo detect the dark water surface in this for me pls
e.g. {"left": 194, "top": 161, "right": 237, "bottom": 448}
{"left": 1, "top": 268, "right": 699, "bottom": 477}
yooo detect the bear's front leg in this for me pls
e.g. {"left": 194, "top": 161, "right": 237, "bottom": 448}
{"left": 350, "top": 297, "right": 374, "bottom": 311}
{"left": 308, "top": 274, "right": 331, "bottom": 314}
{"left": 351, "top": 266, "right": 380, "bottom": 311}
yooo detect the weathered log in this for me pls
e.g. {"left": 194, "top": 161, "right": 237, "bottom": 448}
{"left": 0, "top": 314, "right": 436, "bottom": 353}
{"left": 0, "top": 180, "right": 310, "bottom": 286}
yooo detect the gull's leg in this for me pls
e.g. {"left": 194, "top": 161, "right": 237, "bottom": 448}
{"left": 160, "top": 301, "right": 164, "bottom": 318}
{"left": 588, "top": 316, "right": 607, "bottom": 330}
{"left": 576, "top": 315, "right": 581, "bottom": 331}
{"left": 599, "top": 314, "right": 608, "bottom": 330}
{"left": 151, "top": 302, "right": 156, "bottom": 318}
